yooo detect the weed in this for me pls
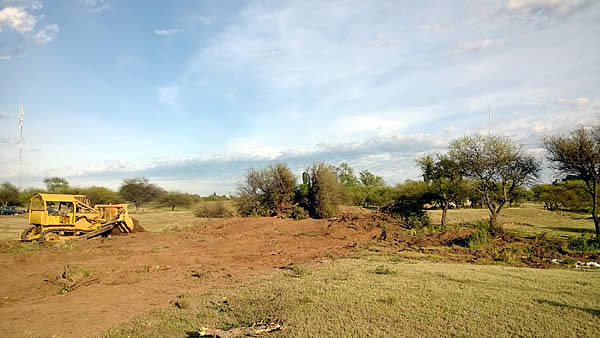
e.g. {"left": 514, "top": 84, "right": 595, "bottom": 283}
{"left": 4, "top": 241, "right": 41, "bottom": 255}
{"left": 453, "top": 229, "right": 490, "bottom": 250}
{"left": 376, "top": 295, "right": 398, "bottom": 305}
{"left": 373, "top": 265, "right": 396, "bottom": 275}
{"left": 52, "top": 264, "right": 93, "bottom": 294}
{"left": 568, "top": 235, "right": 600, "bottom": 252}
{"left": 279, "top": 263, "right": 309, "bottom": 278}
{"left": 493, "top": 246, "right": 518, "bottom": 264}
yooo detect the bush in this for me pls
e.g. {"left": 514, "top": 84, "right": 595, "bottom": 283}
{"left": 282, "top": 205, "right": 309, "bottom": 220}
{"left": 306, "top": 163, "right": 346, "bottom": 218}
{"left": 568, "top": 235, "right": 600, "bottom": 252}
{"left": 192, "top": 201, "right": 235, "bottom": 218}
{"left": 236, "top": 163, "right": 297, "bottom": 216}
{"left": 453, "top": 229, "right": 489, "bottom": 250}
{"left": 382, "top": 196, "right": 430, "bottom": 229}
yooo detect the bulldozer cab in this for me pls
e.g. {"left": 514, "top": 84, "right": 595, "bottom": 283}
{"left": 29, "top": 194, "right": 79, "bottom": 226}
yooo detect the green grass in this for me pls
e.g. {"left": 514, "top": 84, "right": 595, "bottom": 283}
{"left": 106, "top": 258, "right": 600, "bottom": 337}
{"left": 428, "top": 203, "right": 596, "bottom": 238}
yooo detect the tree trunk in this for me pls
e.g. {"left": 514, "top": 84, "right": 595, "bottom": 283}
{"left": 441, "top": 203, "right": 448, "bottom": 228}
{"left": 171, "top": 205, "right": 175, "bottom": 211}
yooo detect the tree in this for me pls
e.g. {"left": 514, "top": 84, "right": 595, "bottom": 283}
{"left": 335, "top": 162, "right": 359, "bottom": 187}
{"left": 449, "top": 135, "right": 541, "bottom": 230}
{"left": 43, "top": 177, "right": 69, "bottom": 192}
{"left": 159, "top": 192, "right": 192, "bottom": 211}
{"left": 544, "top": 126, "right": 600, "bottom": 237}
{"left": 0, "top": 182, "right": 21, "bottom": 207}
{"left": 417, "top": 154, "right": 465, "bottom": 227}
{"left": 84, "top": 186, "right": 122, "bottom": 206}
{"left": 359, "top": 170, "right": 385, "bottom": 186}
{"left": 236, "top": 163, "right": 297, "bottom": 216}
{"left": 118, "top": 177, "right": 164, "bottom": 209}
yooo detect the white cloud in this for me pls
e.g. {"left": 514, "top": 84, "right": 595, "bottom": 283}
{"left": 0, "top": 0, "right": 42, "bottom": 10}
{"left": 0, "top": 111, "right": 12, "bottom": 118}
{"left": 0, "top": 6, "right": 36, "bottom": 33}
{"left": 154, "top": 28, "right": 184, "bottom": 36}
{"left": 79, "top": 0, "right": 110, "bottom": 13}
{"left": 0, "top": 55, "right": 11, "bottom": 60}
{"left": 33, "top": 23, "right": 59, "bottom": 45}
{"left": 446, "top": 38, "right": 494, "bottom": 56}
{"left": 506, "top": 0, "right": 597, "bottom": 17}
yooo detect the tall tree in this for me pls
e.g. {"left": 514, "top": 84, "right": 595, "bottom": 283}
{"left": 335, "top": 162, "right": 359, "bottom": 187}
{"left": 417, "top": 154, "right": 465, "bottom": 227}
{"left": 0, "top": 182, "right": 21, "bottom": 207}
{"left": 43, "top": 177, "right": 69, "bottom": 192}
{"left": 359, "top": 170, "right": 385, "bottom": 186}
{"left": 544, "top": 126, "right": 600, "bottom": 237}
{"left": 449, "top": 135, "right": 541, "bottom": 230}
{"left": 118, "top": 177, "right": 164, "bottom": 209}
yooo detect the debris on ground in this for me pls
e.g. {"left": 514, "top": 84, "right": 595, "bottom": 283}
{"left": 575, "top": 261, "right": 600, "bottom": 269}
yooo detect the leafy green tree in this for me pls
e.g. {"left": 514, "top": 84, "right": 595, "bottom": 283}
{"left": 43, "top": 177, "right": 69, "bottom": 192}
{"left": 19, "top": 187, "right": 40, "bottom": 209}
{"left": 544, "top": 126, "right": 600, "bottom": 237}
{"left": 335, "top": 162, "right": 359, "bottom": 187}
{"left": 417, "top": 154, "right": 466, "bottom": 227}
{"left": 84, "top": 186, "right": 122, "bottom": 206}
{"left": 159, "top": 192, "right": 192, "bottom": 211}
{"left": 118, "top": 177, "right": 164, "bottom": 209}
{"left": 449, "top": 135, "right": 541, "bottom": 230}
{"left": 359, "top": 170, "right": 385, "bottom": 186}
{"left": 0, "top": 182, "right": 21, "bottom": 207}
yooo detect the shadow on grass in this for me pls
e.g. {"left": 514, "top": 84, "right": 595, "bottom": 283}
{"left": 537, "top": 299, "right": 600, "bottom": 318}
{"left": 550, "top": 227, "right": 596, "bottom": 234}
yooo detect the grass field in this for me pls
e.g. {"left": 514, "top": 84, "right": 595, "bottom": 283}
{"left": 108, "top": 256, "right": 600, "bottom": 337}
{"left": 428, "top": 203, "right": 596, "bottom": 238}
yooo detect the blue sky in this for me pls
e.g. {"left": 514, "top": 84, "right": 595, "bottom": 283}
{"left": 1, "top": 0, "right": 599, "bottom": 194}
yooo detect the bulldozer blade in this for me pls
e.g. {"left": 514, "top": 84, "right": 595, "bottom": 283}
{"left": 80, "top": 221, "right": 119, "bottom": 240}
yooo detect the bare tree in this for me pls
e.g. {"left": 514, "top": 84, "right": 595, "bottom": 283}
{"left": 544, "top": 126, "right": 600, "bottom": 238}
{"left": 449, "top": 135, "right": 541, "bottom": 230}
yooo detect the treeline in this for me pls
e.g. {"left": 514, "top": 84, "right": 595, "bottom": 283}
{"left": 234, "top": 133, "right": 540, "bottom": 231}
{"left": 0, "top": 177, "right": 230, "bottom": 211}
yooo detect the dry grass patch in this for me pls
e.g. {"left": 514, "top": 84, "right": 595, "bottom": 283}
{"left": 107, "top": 258, "right": 600, "bottom": 337}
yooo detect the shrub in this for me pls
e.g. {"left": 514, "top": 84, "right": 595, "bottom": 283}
{"left": 236, "top": 163, "right": 297, "bottom": 216}
{"left": 381, "top": 196, "right": 430, "bottom": 229}
{"left": 453, "top": 229, "right": 489, "bottom": 249}
{"left": 283, "top": 205, "right": 309, "bottom": 220}
{"left": 567, "top": 235, "right": 600, "bottom": 252}
{"left": 192, "top": 201, "right": 235, "bottom": 218}
{"left": 306, "top": 163, "right": 346, "bottom": 218}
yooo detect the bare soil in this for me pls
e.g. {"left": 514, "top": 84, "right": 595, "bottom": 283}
{"left": 0, "top": 215, "right": 379, "bottom": 337}
{"left": 1, "top": 207, "right": 597, "bottom": 337}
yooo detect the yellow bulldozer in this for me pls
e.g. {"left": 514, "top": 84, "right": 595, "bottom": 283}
{"left": 21, "top": 193, "right": 139, "bottom": 242}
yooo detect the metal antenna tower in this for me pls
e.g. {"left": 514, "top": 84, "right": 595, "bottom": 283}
{"left": 18, "top": 101, "right": 24, "bottom": 187}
